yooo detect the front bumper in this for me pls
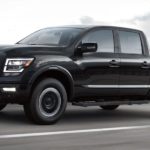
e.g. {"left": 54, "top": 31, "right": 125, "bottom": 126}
{"left": 0, "top": 83, "right": 29, "bottom": 104}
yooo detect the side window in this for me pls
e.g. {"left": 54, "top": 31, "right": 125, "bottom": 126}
{"left": 118, "top": 31, "right": 142, "bottom": 54}
{"left": 82, "top": 30, "right": 114, "bottom": 53}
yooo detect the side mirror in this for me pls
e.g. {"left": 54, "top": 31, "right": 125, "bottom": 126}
{"left": 78, "top": 43, "right": 97, "bottom": 53}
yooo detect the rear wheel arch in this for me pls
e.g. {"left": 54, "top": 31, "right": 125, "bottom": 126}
{"left": 29, "top": 66, "right": 74, "bottom": 101}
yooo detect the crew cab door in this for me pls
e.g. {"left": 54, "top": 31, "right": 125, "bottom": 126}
{"left": 75, "top": 28, "right": 120, "bottom": 97}
{"left": 117, "top": 30, "right": 150, "bottom": 96}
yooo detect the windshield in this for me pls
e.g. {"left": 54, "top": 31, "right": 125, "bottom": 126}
{"left": 18, "top": 27, "right": 83, "bottom": 46}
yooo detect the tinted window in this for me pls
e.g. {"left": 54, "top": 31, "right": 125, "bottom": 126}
{"left": 82, "top": 30, "right": 114, "bottom": 53}
{"left": 118, "top": 31, "right": 142, "bottom": 54}
{"left": 18, "top": 28, "right": 83, "bottom": 46}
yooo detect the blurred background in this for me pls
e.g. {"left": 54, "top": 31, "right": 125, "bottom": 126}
{"left": 0, "top": 0, "right": 150, "bottom": 44}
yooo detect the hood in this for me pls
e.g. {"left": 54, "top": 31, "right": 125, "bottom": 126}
{"left": 0, "top": 44, "right": 65, "bottom": 56}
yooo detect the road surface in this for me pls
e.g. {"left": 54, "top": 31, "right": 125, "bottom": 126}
{"left": 0, "top": 104, "right": 150, "bottom": 150}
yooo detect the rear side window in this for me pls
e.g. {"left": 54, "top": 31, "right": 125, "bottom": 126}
{"left": 82, "top": 30, "right": 114, "bottom": 53}
{"left": 118, "top": 31, "right": 142, "bottom": 54}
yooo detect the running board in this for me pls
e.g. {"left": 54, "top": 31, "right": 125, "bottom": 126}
{"left": 72, "top": 100, "right": 150, "bottom": 107}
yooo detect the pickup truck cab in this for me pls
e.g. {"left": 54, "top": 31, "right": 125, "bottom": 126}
{"left": 0, "top": 25, "right": 150, "bottom": 124}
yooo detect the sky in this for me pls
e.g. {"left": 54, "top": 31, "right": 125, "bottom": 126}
{"left": 0, "top": 0, "right": 150, "bottom": 44}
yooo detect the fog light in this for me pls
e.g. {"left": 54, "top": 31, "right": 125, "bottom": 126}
{"left": 2, "top": 87, "right": 16, "bottom": 92}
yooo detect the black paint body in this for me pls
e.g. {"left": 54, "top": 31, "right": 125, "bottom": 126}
{"left": 0, "top": 26, "right": 150, "bottom": 104}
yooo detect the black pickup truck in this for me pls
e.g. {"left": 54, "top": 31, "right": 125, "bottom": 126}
{"left": 0, "top": 25, "right": 150, "bottom": 124}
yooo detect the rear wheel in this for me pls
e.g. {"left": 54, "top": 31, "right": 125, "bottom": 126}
{"left": 100, "top": 105, "right": 119, "bottom": 110}
{"left": 0, "top": 104, "right": 7, "bottom": 111}
{"left": 24, "top": 78, "right": 67, "bottom": 124}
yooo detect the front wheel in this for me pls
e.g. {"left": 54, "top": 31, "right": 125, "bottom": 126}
{"left": 24, "top": 78, "right": 67, "bottom": 124}
{"left": 100, "top": 105, "right": 119, "bottom": 110}
{"left": 0, "top": 104, "right": 7, "bottom": 111}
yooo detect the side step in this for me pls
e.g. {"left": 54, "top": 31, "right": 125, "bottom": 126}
{"left": 72, "top": 100, "right": 150, "bottom": 107}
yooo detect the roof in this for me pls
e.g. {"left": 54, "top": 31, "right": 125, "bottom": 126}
{"left": 49, "top": 25, "right": 142, "bottom": 32}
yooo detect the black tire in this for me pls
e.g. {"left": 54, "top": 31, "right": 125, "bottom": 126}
{"left": 0, "top": 104, "right": 7, "bottom": 111}
{"left": 100, "top": 105, "right": 119, "bottom": 110}
{"left": 24, "top": 78, "right": 67, "bottom": 124}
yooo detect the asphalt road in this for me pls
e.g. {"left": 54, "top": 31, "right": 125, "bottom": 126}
{"left": 0, "top": 104, "right": 150, "bottom": 150}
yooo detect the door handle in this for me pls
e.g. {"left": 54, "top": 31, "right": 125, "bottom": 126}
{"left": 109, "top": 60, "right": 119, "bottom": 68}
{"left": 141, "top": 61, "right": 149, "bottom": 69}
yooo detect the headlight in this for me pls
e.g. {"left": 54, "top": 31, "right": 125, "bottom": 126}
{"left": 3, "top": 58, "right": 34, "bottom": 73}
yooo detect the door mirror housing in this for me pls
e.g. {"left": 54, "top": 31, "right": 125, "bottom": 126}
{"left": 78, "top": 43, "right": 97, "bottom": 53}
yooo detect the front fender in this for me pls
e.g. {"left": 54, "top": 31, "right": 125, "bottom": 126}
{"left": 28, "top": 65, "right": 74, "bottom": 100}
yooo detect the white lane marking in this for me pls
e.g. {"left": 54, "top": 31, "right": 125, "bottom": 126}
{"left": 0, "top": 125, "right": 150, "bottom": 139}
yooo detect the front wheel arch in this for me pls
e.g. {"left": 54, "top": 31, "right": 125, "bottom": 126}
{"left": 29, "top": 66, "right": 74, "bottom": 102}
